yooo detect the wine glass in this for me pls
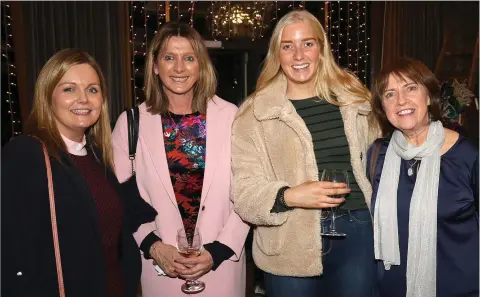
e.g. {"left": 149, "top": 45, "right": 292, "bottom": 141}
{"left": 176, "top": 227, "right": 205, "bottom": 294}
{"left": 320, "top": 169, "right": 349, "bottom": 237}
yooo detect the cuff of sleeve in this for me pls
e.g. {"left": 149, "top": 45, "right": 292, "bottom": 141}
{"left": 203, "top": 241, "right": 235, "bottom": 271}
{"left": 270, "top": 186, "right": 293, "bottom": 213}
{"left": 140, "top": 232, "right": 162, "bottom": 259}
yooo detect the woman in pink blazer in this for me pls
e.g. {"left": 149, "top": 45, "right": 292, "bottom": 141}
{"left": 112, "top": 22, "right": 249, "bottom": 297}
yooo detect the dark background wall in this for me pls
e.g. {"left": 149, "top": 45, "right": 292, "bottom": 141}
{"left": 2, "top": 1, "right": 478, "bottom": 146}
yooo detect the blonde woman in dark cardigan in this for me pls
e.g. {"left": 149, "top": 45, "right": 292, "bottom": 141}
{"left": 232, "top": 10, "right": 380, "bottom": 297}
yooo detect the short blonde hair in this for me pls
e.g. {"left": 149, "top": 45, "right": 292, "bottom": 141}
{"left": 144, "top": 22, "right": 216, "bottom": 115}
{"left": 26, "top": 48, "right": 114, "bottom": 168}
{"left": 256, "top": 10, "right": 371, "bottom": 106}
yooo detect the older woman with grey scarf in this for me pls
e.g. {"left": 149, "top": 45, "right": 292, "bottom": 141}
{"left": 367, "top": 58, "right": 478, "bottom": 297}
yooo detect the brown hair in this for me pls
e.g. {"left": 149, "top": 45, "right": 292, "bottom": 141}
{"left": 144, "top": 22, "right": 216, "bottom": 115}
{"left": 372, "top": 57, "right": 444, "bottom": 136}
{"left": 25, "top": 48, "right": 114, "bottom": 168}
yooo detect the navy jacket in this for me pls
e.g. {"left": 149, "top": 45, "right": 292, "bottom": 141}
{"left": 2, "top": 136, "right": 157, "bottom": 297}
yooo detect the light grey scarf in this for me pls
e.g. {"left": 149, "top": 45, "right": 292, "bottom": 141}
{"left": 373, "top": 120, "right": 445, "bottom": 297}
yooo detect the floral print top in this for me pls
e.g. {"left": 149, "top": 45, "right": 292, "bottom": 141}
{"left": 162, "top": 112, "right": 206, "bottom": 234}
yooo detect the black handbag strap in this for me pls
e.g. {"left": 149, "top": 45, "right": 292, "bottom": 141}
{"left": 126, "top": 106, "right": 140, "bottom": 175}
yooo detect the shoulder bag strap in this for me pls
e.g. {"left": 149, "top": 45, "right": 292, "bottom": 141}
{"left": 41, "top": 144, "right": 66, "bottom": 297}
{"left": 126, "top": 106, "right": 140, "bottom": 175}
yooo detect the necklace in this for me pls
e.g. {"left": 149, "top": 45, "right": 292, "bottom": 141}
{"left": 407, "top": 159, "right": 419, "bottom": 176}
{"left": 164, "top": 111, "right": 186, "bottom": 136}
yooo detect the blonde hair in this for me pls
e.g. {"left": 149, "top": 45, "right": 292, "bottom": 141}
{"left": 144, "top": 22, "right": 217, "bottom": 115}
{"left": 26, "top": 48, "right": 114, "bottom": 169}
{"left": 256, "top": 10, "right": 371, "bottom": 106}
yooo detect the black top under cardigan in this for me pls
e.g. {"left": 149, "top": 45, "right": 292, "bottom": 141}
{"left": 1, "top": 136, "right": 157, "bottom": 297}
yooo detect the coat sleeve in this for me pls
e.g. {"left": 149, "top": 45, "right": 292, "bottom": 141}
{"left": 1, "top": 136, "right": 54, "bottom": 297}
{"left": 231, "top": 111, "right": 291, "bottom": 227}
{"left": 204, "top": 104, "right": 250, "bottom": 261}
{"left": 212, "top": 167, "right": 251, "bottom": 261}
{"left": 112, "top": 111, "right": 158, "bottom": 248}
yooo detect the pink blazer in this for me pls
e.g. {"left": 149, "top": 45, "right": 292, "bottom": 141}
{"left": 112, "top": 96, "right": 250, "bottom": 297}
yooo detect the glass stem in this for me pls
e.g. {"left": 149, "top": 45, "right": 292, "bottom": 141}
{"left": 330, "top": 207, "right": 337, "bottom": 232}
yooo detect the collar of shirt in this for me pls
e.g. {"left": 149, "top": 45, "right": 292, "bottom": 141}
{"left": 61, "top": 134, "right": 87, "bottom": 156}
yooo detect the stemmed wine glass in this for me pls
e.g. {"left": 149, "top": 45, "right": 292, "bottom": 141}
{"left": 176, "top": 227, "right": 205, "bottom": 294}
{"left": 320, "top": 169, "right": 349, "bottom": 237}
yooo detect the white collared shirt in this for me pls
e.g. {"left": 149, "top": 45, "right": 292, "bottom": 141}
{"left": 61, "top": 134, "right": 87, "bottom": 156}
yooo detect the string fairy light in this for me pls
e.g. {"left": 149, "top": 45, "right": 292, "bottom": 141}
{"left": 337, "top": 1, "right": 341, "bottom": 64}
{"left": 347, "top": 2, "right": 351, "bottom": 71}
{"left": 227, "top": 1, "right": 231, "bottom": 40}
{"left": 259, "top": 1, "right": 267, "bottom": 39}
{"left": 142, "top": 2, "right": 150, "bottom": 96}
{"left": 330, "top": 1, "right": 341, "bottom": 60}
{"left": 130, "top": 1, "right": 138, "bottom": 103}
{"left": 324, "top": 1, "right": 369, "bottom": 85}
{"left": 328, "top": 2, "right": 338, "bottom": 59}
{"left": 156, "top": 2, "right": 165, "bottom": 34}
{"left": 144, "top": 2, "right": 148, "bottom": 58}
{"left": 363, "top": 2, "right": 369, "bottom": 83}
{"left": 275, "top": 1, "right": 278, "bottom": 22}
{"left": 189, "top": 1, "right": 195, "bottom": 27}
{"left": 129, "top": 2, "right": 150, "bottom": 102}
{"left": 211, "top": 1, "right": 216, "bottom": 40}
{"left": 177, "top": 1, "right": 181, "bottom": 22}
{"left": 252, "top": 1, "right": 258, "bottom": 41}
{"left": 217, "top": 3, "right": 227, "bottom": 38}
{"left": 326, "top": 1, "right": 331, "bottom": 45}
{"left": 356, "top": 1, "right": 360, "bottom": 75}
{"left": 1, "top": 3, "right": 21, "bottom": 136}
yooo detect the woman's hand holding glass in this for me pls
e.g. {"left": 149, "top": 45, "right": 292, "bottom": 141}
{"left": 149, "top": 241, "right": 188, "bottom": 278}
{"left": 175, "top": 228, "right": 208, "bottom": 294}
{"left": 319, "top": 169, "right": 350, "bottom": 237}
{"left": 175, "top": 249, "right": 214, "bottom": 279}
{"left": 283, "top": 180, "right": 350, "bottom": 209}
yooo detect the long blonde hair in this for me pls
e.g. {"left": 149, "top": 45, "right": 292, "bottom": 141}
{"left": 26, "top": 48, "right": 114, "bottom": 168}
{"left": 256, "top": 10, "right": 371, "bottom": 106}
{"left": 144, "top": 22, "right": 217, "bottom": 115}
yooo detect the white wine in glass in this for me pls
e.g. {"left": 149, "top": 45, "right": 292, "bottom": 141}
{"left": 176, "top": 228, "right": 205, "bottom": 294}
{"left": 320, "top": 169, "right": 349, "bottom": 237}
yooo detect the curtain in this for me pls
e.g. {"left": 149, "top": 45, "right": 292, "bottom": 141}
{"left": 380, "top": 2, "right": 403, "bottom": 68}
{"left": 12, "top": 1, "right": 130, "bottom": 126}
{"left": 400, "top": 2, "right": 443, "bottom": 71}
{"left": 369, "top": 2, "right": 385, "bottom": 87}
{"left": 380, "top": 1, "right": 443, "bottom": 70}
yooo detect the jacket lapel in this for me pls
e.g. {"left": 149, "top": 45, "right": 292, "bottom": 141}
{"left": 138, "top": 100, "right": 229, "bottom": 210}
{"left": 339, "top": 104, "right": 373, "bottom": 208}
{"left": 139, "top": 105, "right": 179, "bottom": 209}
{"left": 200, "top": 97, "right": 224, "bottom": 208}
